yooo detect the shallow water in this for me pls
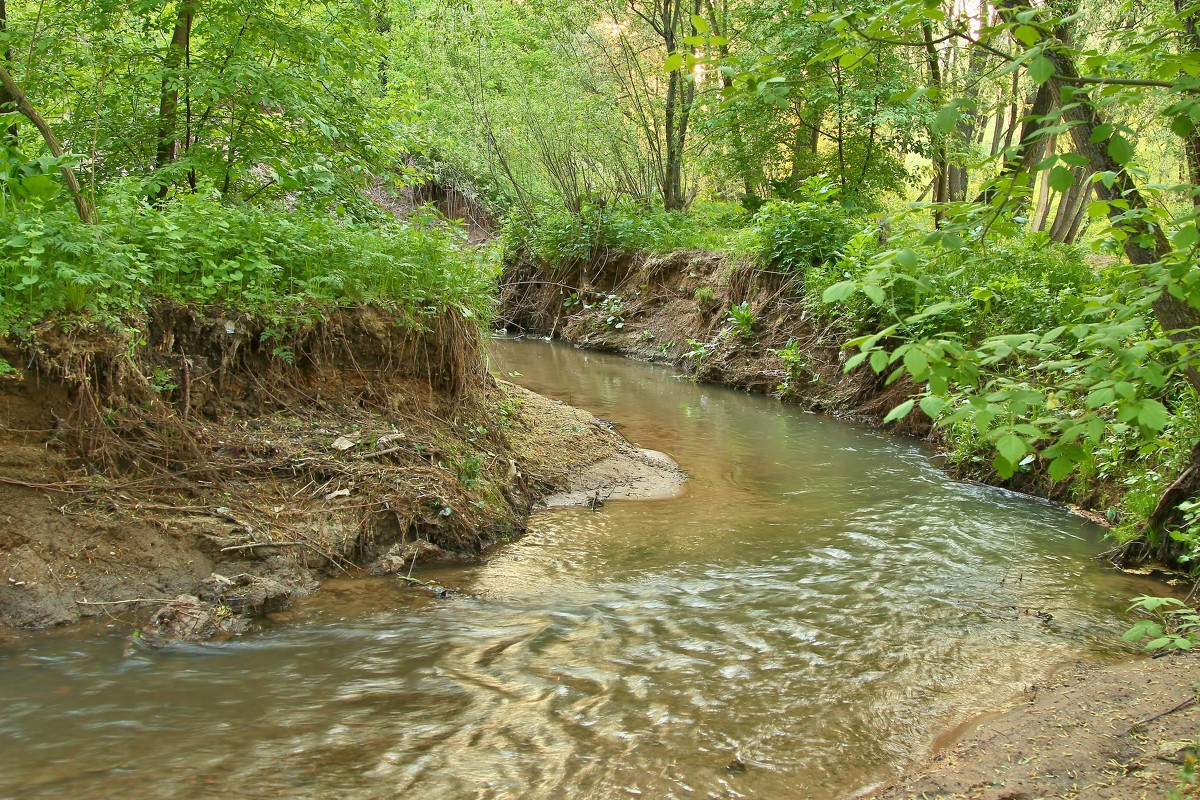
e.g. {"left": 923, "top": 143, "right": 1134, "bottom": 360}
{"left": 0, "top": 339, "right": 1164, "bottom": 800}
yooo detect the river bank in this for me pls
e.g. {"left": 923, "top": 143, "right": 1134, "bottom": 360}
{"left": 497, "top": 248, "right": 1118, "bottom": 515}
{"left": 864, "top": 652, "right": 1200, "bottom": 799}
{"left": 0, "top": 306, "right": 683, "bottom": 639}
{"left": 497, "top": 254, "right": 1200, "bottom": 797}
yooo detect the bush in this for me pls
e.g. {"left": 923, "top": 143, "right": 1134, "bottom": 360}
{"left": 0, "top": 190, "right": 496, "bottom": 332}
{"left": 753, "top": 199, "right": 865, "bottom": 276}
{"left": 501, "top": 198, "right": 752, "bottom": 269}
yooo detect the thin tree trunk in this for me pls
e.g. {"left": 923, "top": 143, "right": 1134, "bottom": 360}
{"left": 988, "top": 106, "right": 1007, "bottom": 158}
{"left": 1030, "top": 137, "right": 1055, "bottom": 230}
{"left": 923, "top": 21, "right": 948, "bottom": 220}
{"left": 1048, "top": 166, "right": 1089, "bottom": 242}
{"left": 1062, "top": 179, "right": 1092, "bottom": 244}
{"left": 0, "top": 63, "right": 92, "bottom": 222}
{"left": 0, "top": 0, "right": 17, "bottom": 145}
{"left": 153, "top": 2, "right": 193, "bottom": 202}
{"left": 1176, "top": 0, "right": 1200, "bottom": 206}
{"left": 1000, "top": 73, "right": 1020, "bottom": 153}
{"left": 974, "top": 82, "right": 1054, "bottom": 205}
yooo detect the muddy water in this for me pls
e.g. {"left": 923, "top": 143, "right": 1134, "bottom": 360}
{"left": 0, "top": 339, "right": 1165, "bottom": 800}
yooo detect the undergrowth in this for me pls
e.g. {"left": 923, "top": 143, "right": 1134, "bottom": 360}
{"left": 1, "top": 189, "right": 497, "bottom": 335}
{"left": 502, "top": 198, "right": 753, "bottom": 269}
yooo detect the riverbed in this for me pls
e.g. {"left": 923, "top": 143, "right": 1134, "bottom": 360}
{"left": 0, "top": 339, "right": 1165, "bottom": 799}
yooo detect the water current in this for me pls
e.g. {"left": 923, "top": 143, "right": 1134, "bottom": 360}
{"left": 0, "top": 339, "right": 1166, "bottom": 799}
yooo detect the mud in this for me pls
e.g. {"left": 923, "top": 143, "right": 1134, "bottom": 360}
{"left": 866, "top": 653, "right": 1200, "bottom": 800}
{"left": 0, "top": 307, "right": 682, "bottom": 639}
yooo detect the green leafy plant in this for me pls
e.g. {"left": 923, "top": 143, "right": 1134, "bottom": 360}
{"left": 683, "top": 338, "right": 713, "bottom": 375}
{"left": 770, "top": 339, "right": 818, "bottom": 393}
{"left": 725, "top": 301, "right": 756, "bottom": 340}
{"left": 598, "top": 294, "right": 626, "bottom": 330}
{"left": 1124, "top": 596, "right": 1200, "bottom": 652}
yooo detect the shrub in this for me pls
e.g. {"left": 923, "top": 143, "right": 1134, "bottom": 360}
{"left": 753, "top": 199, "right": 864, "bottom": 276}
{"left": 0, "top": 189, "right": 496, "bottom": 333}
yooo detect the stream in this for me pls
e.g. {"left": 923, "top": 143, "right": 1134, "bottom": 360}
{"left": 0, "top": 338, "right": 1167, "bottom": 799}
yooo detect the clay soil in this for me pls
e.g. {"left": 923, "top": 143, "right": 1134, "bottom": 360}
{"left": 0, "top": 305, "right": 682, "bottom": 640}
{"left": 865, "top": 653, "right": 1200, "bottom": 800}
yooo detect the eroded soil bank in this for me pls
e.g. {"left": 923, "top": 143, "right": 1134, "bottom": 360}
{"left": 498, "top": 249, "right": 1109, "bottom": 510}
{"left": 0, "top": 305, "right": 682, "bottom": 639}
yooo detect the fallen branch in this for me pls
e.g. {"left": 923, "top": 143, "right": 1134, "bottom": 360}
{"left": 1124, "top": 696, "right": 1198, "bottom": 734}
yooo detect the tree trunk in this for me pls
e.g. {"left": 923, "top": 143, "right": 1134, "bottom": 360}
{"left": 153, "top": 2, "right": 193, "bottom": 202}
{"left": 1030, "top": 137, "right": 1055, "bottom": 230}
{"left": 0, "top": 0, "right": 16, "bottom": 145}
{"left": 1176, "top": 0, "right": 1200, "bottom": 206}
{"left": 0, "top": 63, "right": 92, "bottom": 222}
{"left": 1048, "top": 166, "right": 1090, "bottom": 243}
{"left": 922, "top": 22, "right": 948, "bottom": 221}
{"left": 974, "top": 82, "right": 1054, "bottom": 205}
{"left": 1062, "top": 180, "right": 1092, "bottom": 244}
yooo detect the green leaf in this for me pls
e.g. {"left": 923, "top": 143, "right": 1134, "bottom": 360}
{"left": 894, "top": 248, "right": 919, "bottom": 269}
{"left": 904, "top": 347, "right": 929, "bottom": 378}
{"left": 1047, "top": 166, "right": 1074, "bottom": 192}
{"left": 1137, "top": 399, "right": 1171, "bottom": 431}
{"left": 932, "top": 105, "right": 959, "bottom": 135}
{"left": 1107, "top": 134, "right": 1134, "bottom": 165}
{"left": 1171, "top": 114, "right": 1196, "bottom": 138}
{"left": 823, "top": 280, "right": 857, "bottom": 303}
{"left": 1173, "top": 225, "right": 1199, "bottom": 250}
{"left": 1028, "top": 55, "right": 1055, "bottom": 85}
{"left": 1123, "top": 619, "right": 1163, "bottom": 642}
{"left": 869, "top": 349, "right": 889, "bottom": 373}
{"left": 862, "top": 283, "right": 885, "bottom": 304}
{"left": 996, "top": 433, "right": 1027, "bottom": 465}
{"left": 1090, "top": 123, "right": 1114, "bottom": 143}
{"left": 690, "top": 13, "right": 710, "bottom": 33}
{"left": 664, "top": 52, "right": 685, "bottom": 72}
{"left": 919, "top": 395, "right": 945, "bottom": 418}
{"left": 1048, "top": 455, "right": 1075, "bottom": 481}
{"left": 1013, "top": 25, "right": 1040, "bottom": 46}
{"left": 882, "top": 398, "right": 915, "bottom": 424}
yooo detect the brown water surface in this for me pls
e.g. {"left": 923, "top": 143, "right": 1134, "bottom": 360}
{"left": 0, "top": 338, "right": 1165, "bottom": 799}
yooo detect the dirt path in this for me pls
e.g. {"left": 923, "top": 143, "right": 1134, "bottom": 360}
{"left": 864, "top": 654, "right": 1200, "bottom": 800}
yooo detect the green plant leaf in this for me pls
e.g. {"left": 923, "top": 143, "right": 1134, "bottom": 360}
{"left": 823, "top": 279, "right": 857, "bottom": 303}
{"left": 996, "top": 433, "right": 1027, "bottom": 465}
{"left": 1048, "top": 455, "right": 1075, "bottom": 481}
{"left": 1047, "top": 166, "right": 1074, "bottom": 192}
{"left": 894, "top": 248, "right": 919, "bottom": 269}
{"left": 1107, "top": 134, "right": 1134, "bottom": 165}
{"left": 882, "top": 398, "right": 915, "bottom": 424}
{"left": 1028, "top": 55, "right": 1055, "bottom": 85}
{"left": 919, "top": 395, "right": 945, "bottom": 418}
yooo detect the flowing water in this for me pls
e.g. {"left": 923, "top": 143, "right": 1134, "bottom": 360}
{"left": 0, "top": 339, "right": 1167, "bottom": 800}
